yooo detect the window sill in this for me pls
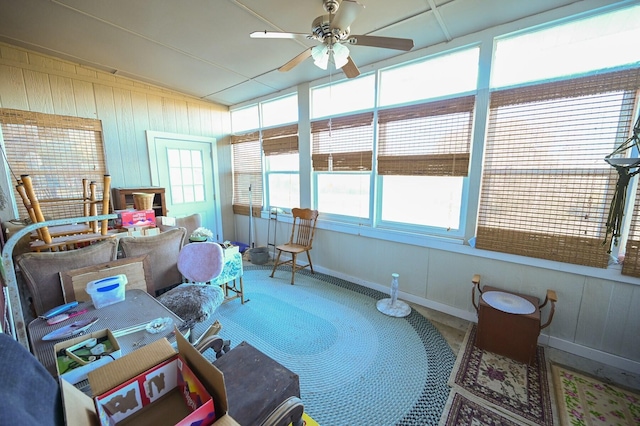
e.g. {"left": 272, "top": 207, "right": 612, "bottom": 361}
{"left": 260, "top": 211, "right": 639, "bottom": 286}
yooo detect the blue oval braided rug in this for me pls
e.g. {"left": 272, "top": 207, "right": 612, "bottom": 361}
{"left": 194, "top": 266, "right": 455, "bottom": 426}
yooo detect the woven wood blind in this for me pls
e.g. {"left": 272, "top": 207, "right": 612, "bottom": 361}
{"left": 231, "top": 133, "right": 262, "bottom": 216}
{"left": 377, "top": 95, "right": 474, "bottom": 176}
{"left": 262, "top": 124, "right": 298, "bottom": 156}
{"left": 311, "top": 112, "right": 373, "bottom": 171}
{"left": 0, "top": 108, "right": 107, "bottom": 220}
{"left": 622, "top": 182, "right": 640, "bottom": 277}
{"left": 476, "top": 68, "right": 640, "bottom": 268}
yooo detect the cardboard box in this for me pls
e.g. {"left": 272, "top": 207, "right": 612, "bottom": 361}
{"left": 115, "top": 209, "right": 156, "bottom": 228}
{"left": 54, "top": 329, "right": 122, "bottom": 387}
{"left": 61, "top": 330, "right": 239, "bottom": 426}
{"left": 94, "top": 355, "right": 214, "bottom": 426}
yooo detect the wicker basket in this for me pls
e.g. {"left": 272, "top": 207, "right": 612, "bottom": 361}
{"left": 132, "top": 192, "right": 154, "bottom": 210}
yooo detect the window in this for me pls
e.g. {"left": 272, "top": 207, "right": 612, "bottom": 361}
{"left": 377, "top": 96, "right": 475, "bottom": 232}
{"left": 477, "top": 68, "right": 640, "bottom": 267}
{"left": 261, "top": 94, "right": 298, "bottom": 127}
{"left": 0, "top": 108, "right": 107, "bottom": 220}
{"left": 492, "top": 4, "right": 640, "bottom": 88}
{"left": 231, "top": 131, "right": 262, "bottom": 216}
{"left": 311, "top": 75, "right": 375, "bottom": 119}
{"left": 379, "top": 48, "right": 479, "bottom": 107}
{"left": 262, "top": 124, "right": 299, "bottom": 210}
{"left": 230, "top": 106, "right": 259, "bottom": 133}
{"left": 167, "top": 148, "right": 205, "bottom": 204}
{"left": 311, "top": 113, "right": 374, "bottom": 219}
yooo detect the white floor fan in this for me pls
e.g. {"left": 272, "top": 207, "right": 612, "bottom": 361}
{"left": 250, "top": 0, "right": 414, "bottom": 78}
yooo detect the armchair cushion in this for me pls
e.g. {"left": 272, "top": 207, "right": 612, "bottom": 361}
{"left": 16, "top": 238, "right": 118, "bottom": 316}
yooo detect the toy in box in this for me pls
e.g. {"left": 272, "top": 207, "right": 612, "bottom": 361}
{"left": 94, "top": 354, "right": 215, "bottom": 426}
{"left": 54, "top": 329, "right": 122, "bottom": 386}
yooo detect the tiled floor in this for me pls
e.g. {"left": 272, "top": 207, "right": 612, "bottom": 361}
{"left": 410, "top": 303, "right": 640, "bottom": 391}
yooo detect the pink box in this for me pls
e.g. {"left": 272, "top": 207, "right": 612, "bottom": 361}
{"left": 116, "top": 209, "right": 156, "bottom": 228}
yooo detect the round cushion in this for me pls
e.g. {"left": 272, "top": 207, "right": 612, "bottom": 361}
{"left": 158, "top": 283, "right": 224, "bottom": 323}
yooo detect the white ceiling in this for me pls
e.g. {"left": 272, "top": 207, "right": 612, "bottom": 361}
{"left": 0, "top": 0, "right": 626, "bottom": 106}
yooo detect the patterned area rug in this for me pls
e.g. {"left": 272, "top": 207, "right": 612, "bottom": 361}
{"left": 441, "top": 323, "right": 554, "bottom": 426}
{"left": 193, "top": 266, "right": 456, "bottom": 426}
{"left": 552, "top": 364, "right": 640, "bottom": 425}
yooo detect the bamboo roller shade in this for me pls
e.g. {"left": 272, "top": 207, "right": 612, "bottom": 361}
{"left": 0, "top": 108, "right": 107, "bottom": 220}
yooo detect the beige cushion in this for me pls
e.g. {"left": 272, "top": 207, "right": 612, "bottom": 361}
{"left": 119, "top": 227, "right": 186, "bottom": 294}
{"left": 156, "top": 214, "right": 202, "bottom": 244}
{"left": 16, "top": 238, "right": 118, "bottom": 316}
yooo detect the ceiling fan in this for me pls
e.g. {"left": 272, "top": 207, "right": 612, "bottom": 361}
{"left": 250, "top": 0, "right": 414, "bottom": 78}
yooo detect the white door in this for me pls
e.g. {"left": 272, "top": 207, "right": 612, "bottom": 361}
{"left": 146, "top": 131, "right": 223, "bottom": 241}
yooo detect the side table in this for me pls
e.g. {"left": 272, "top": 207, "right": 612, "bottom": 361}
{"left": 471, "top": 275, "right": 557, "bottom": 365}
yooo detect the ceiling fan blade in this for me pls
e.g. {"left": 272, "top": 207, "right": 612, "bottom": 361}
{"left": 330, "top": 0, "right": 364, "bottom": 30}
{"left": 342, "top": 56, "right": 360, "bottom": 78}
{"left": 347, "top": 34, "right": 414, "bottom": 51}
{"left": 279, "top": 48, "right": 313, "bottom": 72}
{"left": 250, "top": 31, "right": 310, "bottom": 40}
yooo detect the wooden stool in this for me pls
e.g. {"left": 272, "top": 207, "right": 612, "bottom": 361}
{"left": 213, "top": 341, "right": 303, "bottom": 426}
{"left": 471, "top": 275, "right": 557, "bottom": 365}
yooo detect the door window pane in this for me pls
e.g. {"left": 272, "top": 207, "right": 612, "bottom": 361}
{"left": 167, "top": 148, "right": 206, "bottom": 205}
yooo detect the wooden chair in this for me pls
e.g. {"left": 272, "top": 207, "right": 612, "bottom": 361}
{"left": 270, "top": 208, "right": 319, "bottom": 285}
{"left": 16, "top": 174, "right": 114, "bottom": 252}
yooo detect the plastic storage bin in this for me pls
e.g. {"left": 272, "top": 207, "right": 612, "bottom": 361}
{"left": 86, "top": 274, "right": 128, "bottom": 309}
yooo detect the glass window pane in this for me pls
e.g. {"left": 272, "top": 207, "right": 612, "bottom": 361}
{"left": 167, "top": 149, "right": 180, "bottom": 167}
{"left": 262, "top": 94, "right": 298, "bottom": 127}
{"left": 266, "top": 153, "right": 299, "bottom": 172}
{"left": 183, "top": 186, "right": 195, "bottom": 203}
{"left": 194, "top": 184, "right": 205, "bottom": 202}
{"left": 381, "top": 176, "right": 463, "bottom": 229}
{"left": 171, "top": 185, "right": 184, "bottom": 204}
{"left": 492, "top": 5, "right": 640, "bottom": 88}
{"left": 379, "top": 48, "right": 479, "bottom": 107}
{"left": 231, "top": 105, "right": 259, "bottom": 132}
{"left": 182, "top": 168, "right": 193, "bottom": 185}
{"left": 311, "top": 75, "right": 375, "bottom": 118}
{"left": 180, "top": 150, "right": 192, "bottom": 167}
{"left": 170, "top": 167, "right": 182, "bottom": 185}
{"left": 191, "top": 151, "right": 202, "bottom": 167}
{"left": 268, "top": 174, "right": 300, "bottom": 209}
{"left": 317, "top": 173, "right": 369, "bottom": 218}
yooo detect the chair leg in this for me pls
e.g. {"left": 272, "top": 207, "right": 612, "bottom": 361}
{"left": 291, "top": 253, "right": 297, "bottom": 285}
{"left": 270, "top": 249, "right": 283, "bottom": 278}
{"left": 306, "top": 250, "right": 314, "bottom": 274}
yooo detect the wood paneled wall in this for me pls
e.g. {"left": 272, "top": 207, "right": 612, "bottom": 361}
{"left": 0, "top": 42, "right": 233, "bottom": 239}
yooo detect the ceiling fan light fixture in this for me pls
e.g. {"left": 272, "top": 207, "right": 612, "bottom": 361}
{"left": 332, "top": 42, "right": 349, "bottom": 69}
{"left": 312, "top": 44, "right": 329, "bottom": 70}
